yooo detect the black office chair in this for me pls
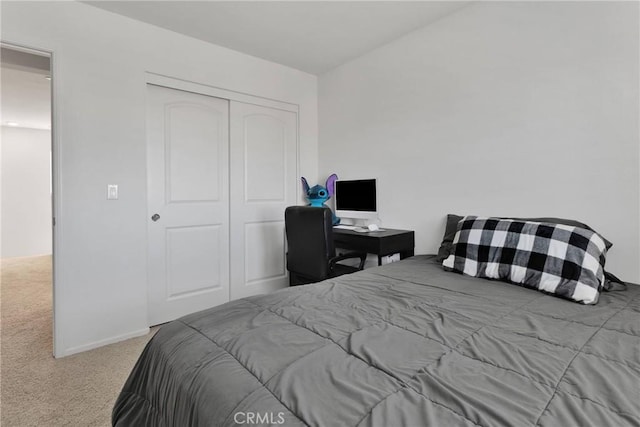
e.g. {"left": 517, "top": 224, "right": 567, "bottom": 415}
{"left": 285, "top": 206, "right": 367, "bottom": 286}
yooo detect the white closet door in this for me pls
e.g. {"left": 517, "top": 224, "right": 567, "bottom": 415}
{"left": 147, "top": 84, "right": 230, "bottom": 326}
{"left": 230, "top": 101, "right": 298, "bottom": 300}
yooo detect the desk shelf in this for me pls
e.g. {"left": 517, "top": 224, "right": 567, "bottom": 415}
{"left": 333, "top": 228, "right": 415, "bottom": 266}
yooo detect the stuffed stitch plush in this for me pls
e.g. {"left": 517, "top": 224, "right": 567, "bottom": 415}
{"left": 301, "top": 174, "right": 340, "bottom": 225}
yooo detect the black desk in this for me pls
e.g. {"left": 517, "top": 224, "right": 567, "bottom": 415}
{"left": 333, "top": 228, "right": 415, "bottom": 266}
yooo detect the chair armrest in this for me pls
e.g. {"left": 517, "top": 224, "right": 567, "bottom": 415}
{"left": 329, "top": 251, "right": 367, "bottom": 271}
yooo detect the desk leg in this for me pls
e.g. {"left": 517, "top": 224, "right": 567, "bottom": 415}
{"left": 400, "top": 250, "right": 414, "bottom": 260}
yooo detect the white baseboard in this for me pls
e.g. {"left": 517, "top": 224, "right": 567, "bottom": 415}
{"left": 58, "top": 327, "right": 150, "bottom": 358}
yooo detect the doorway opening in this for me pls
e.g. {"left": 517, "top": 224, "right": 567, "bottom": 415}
{"left": 0, "top": 44, "right": 56, "bottom": 359}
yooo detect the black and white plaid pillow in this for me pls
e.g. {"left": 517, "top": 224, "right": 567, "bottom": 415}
{"left": 442, "top": 216, "right": 608, "bottom": 304}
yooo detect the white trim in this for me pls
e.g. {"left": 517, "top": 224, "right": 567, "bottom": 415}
{"left": 146, "top": 72, "right": 299, "bottom": 114}
{"left": 61, "top": 328, "right": 151, "bottom": 357}
{"left": 0, "top": 41, "right": 50, "bottom": 57}
{"left": 50, "top": 47, "right": 62, "bottom": 359}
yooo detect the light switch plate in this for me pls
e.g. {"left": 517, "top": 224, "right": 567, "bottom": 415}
{"left": 107, "top": 184, "right": 118, "bottom": 200}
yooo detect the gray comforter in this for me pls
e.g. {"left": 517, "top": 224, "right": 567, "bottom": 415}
{"left": 113, "top": 255, "right": 640, "bottom": 426}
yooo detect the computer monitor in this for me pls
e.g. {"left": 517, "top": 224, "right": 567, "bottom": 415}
{"left": 335, "top": 179, "right": 378, "bottom": 222}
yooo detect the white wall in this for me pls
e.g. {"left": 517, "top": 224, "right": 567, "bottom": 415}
{"left": 1, "top": 126, "right": 52, "bottom": 258}
{"left": 319, "top": 2, "right": 639, "bottom": 282}
{"left": 1, "top": 1, "right": 318, "bottom": 356}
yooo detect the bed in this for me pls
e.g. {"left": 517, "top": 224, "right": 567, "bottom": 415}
{"left": 113, "top": 255, "right": 639, "bottom": 426}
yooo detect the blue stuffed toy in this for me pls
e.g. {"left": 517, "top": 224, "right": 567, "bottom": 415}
{"left": 301, "top": 174, "right": 340, "bottom": 225}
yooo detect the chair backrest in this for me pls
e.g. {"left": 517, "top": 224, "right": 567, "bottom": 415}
{"left": 285, "top": 206, "right": 335, "bottom": 282}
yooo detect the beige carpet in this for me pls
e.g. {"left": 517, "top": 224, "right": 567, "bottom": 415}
{"left": 1, "top": 255, "right": 156, "bottom": 426}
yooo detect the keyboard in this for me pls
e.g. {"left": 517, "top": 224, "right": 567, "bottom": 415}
{"left": 334, "top": 225, "right": 372, "bottom": 232}
{"left": 333, "top": 225, "right": 358, "bottom": 230}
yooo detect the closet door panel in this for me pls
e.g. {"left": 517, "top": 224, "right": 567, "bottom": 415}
{"left": 230, "top": 102, "right": 297, "bottom": 299}
{"left": 147, "top": 84, "right": 230, "bottom": 325}
{"left": 244, "top": 114, "right": 287, "bottom": 201}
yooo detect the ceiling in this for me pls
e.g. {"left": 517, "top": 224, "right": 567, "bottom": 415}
{"left": 85, "top": 1, "right": 470, "bottom": 74}
{"left": 1, "top": 48, "right": 51, "bottom": 130}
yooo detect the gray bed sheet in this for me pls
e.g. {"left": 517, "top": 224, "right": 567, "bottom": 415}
{"left": 113, "top": 255, "right": 640, "bottom": 427}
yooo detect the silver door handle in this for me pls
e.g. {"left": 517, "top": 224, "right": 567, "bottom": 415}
{"left": 151, "top": 214, "right": 160, "bottom": 222}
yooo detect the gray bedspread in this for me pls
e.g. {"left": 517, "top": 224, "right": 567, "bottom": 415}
{"left": 113, "top": 255, "right": 640, "bottom": 427}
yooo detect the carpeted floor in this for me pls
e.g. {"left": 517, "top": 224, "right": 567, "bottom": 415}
{"left": 1, "top": 255, "right": 156, "bottom": 426}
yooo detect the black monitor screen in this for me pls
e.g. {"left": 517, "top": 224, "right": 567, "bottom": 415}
{"left": 335, "top": 179, "right": 377, "bottom": 212}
